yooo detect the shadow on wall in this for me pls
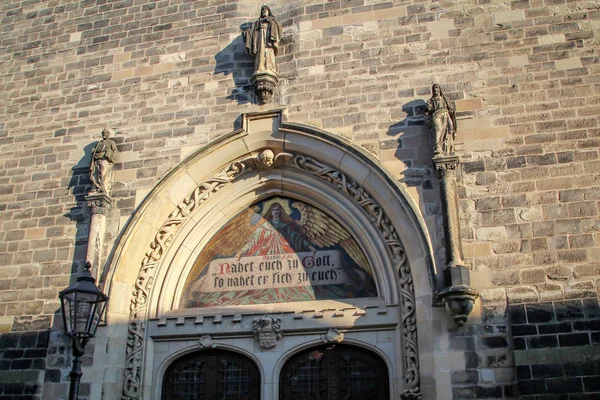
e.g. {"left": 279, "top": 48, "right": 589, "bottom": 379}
{"left": 64, "top": 134, "right": 125, "bottom": 281}
{"left": 214, "top": 26, "right": 255, "bottom": 105}
{"left": 386, "top": 99, "right": 434, "bottom": 188}
{"left": 64, "top": 141, "right": 97, "bottom": 277}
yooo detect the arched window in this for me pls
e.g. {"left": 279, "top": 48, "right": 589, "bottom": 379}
{"left": 162, "top": 350, "right": 260, "bottom": 400}
{"left": 280, "top": 344, "right": 389, "bottom": 400}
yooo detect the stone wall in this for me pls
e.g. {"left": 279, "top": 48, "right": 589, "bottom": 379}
{"left": 0, "top": 331, "right": 49, "bottom": 400}
{"left": 510, "top": 298, "right": 600, "bottom": 398}
{"left": 1, "top": 0, "right": 600, "bottom": 399}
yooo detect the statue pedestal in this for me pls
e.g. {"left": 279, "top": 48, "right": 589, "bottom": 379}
{"left": 85, "top": 193, "right": 112, "bottom": 281}
{"left": 251, "top": 71, "right": 278, "bottom": 103}
{"left": 433, "top": 155, "right": 479, "bottom": 326}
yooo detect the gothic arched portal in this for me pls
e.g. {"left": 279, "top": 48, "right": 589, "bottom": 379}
{"left": 104, "top": 110, "right": 439, "bottom": 400}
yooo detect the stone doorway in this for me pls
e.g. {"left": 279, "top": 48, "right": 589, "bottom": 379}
{"left": 162, "top": 349, "right": 261, "bottom": 400}
{"left": 279, "top": 343, "right": 389, "bottom": 400}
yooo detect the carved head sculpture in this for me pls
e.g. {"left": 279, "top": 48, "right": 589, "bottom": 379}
{"left": 101, "top": 128, "right": 111, "bottom": 140}
{"left": 261, "top": 5, "right": 271, "bottom": 18}
{"left": 259, "top": 149, "right": 274, "bottom": 167}
{"left": 432, "top": 83, "right": 442, "bottom": 97}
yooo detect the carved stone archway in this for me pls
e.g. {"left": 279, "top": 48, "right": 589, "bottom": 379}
{"left": 103, "top": 110, "right": 438, "bottom": 400}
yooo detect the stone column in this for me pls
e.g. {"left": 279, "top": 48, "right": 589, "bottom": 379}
{"left": 434, "top": 155, "right": 464, "bottom": 267}
{"left": 433, "top": 155, "right": 479, "bottom": 326}
{"left": 85, "top": 193, "right": 112, "bottom": 281}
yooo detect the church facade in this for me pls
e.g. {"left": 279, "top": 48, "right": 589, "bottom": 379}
{"left": 1, "top": 1, "right": 600, "bottom": 399}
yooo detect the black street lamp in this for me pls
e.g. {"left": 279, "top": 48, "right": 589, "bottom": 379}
{"left": 59, "top": 262, "right": 109, "bottom": 400}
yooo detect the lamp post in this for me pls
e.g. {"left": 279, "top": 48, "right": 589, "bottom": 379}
{"left": 59, "top": 262, "right": 109, "bottom": 400}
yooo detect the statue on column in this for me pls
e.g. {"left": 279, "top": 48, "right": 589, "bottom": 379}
{"left": 243, "top": 5, "right": 282, "bottom": 103}
{"left": 90, "top": 128, "right": 118, "bottom": 194}
{"left": 426, "top": 84, "right": 457, "bottom": 156}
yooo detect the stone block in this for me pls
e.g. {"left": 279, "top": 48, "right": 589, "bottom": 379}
{"left": 476, "top": 227, "right": 507, "bottom": 241}
{"left": 507, "top": 286, "right": 539, "bottom": 303}
{"left": 518, "top": 379, "right": 546, "bottom": 395}
{"left": 521, "top": 268, "right": 548, "bottom": 284}
{"left": 527, "top": 335, "right": 559, "bottom": 349}
{"left": 463, "top": 243, "right": 493, "bottom": 258}
{"left": 555, "top": 58, "right": 583, "bottom": 70}
{"left": 555, "top": 300, "right": 584, "bottom": 321}
{"left": 531, "top": 363, "right": 563, "bottom": 379}
{"left": 568, "top": 201, "right": 598, "bottom": 217}
{"left": 546, "top": 377, "right": 583, "bottom": 393}
{"left": 451, "top": 369, "right": 478, "bottom": 384}
{"left": 456, "top": 98, "right": 484, "bottom": 112}
{"left": 526, "top": 303, "right": 555, "bottom": 323}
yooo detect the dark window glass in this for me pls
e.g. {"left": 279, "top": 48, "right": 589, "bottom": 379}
{"left": 162, "top": 350, "right": 260, "bottom": 400}
{"left": 280, "top": 344, "right": 389, "bottom": 400}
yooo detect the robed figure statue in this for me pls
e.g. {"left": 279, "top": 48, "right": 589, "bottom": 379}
{"left": 243, "top": 5, "right": 282, "bottom": 103}
{"left": 90, "top": 128, "right": 117, "bottom": 194}
{"left": 426, "top": 84, "right": 457, "bottom": 156}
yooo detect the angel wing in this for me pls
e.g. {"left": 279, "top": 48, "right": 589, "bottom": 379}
{"left": 184, "top": 207, "right": 260, "bottom": 285}
{"left": 291, "top": 201, "right": 372, "bottom": 276}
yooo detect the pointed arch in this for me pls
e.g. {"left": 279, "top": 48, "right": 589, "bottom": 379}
{"left": 104, "top": 109, "right": 438, "bottom": 400}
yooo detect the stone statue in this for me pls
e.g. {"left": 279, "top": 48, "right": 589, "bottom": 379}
{"left": 243, "top": 5, "right": 282, "bottom": 103}
{"left": 426, "top": 84, "right": 457, "bottom": 156}
{"left": 90, "top": 128, "right": 118, "bottom": 194}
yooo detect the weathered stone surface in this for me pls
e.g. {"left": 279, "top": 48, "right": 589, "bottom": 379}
{"left": 0, "top": 1, "right": 599, "bottom": 399}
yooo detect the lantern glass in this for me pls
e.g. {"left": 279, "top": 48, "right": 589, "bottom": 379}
{"left": 61, "top": 291, "right": 106, "bottom": 338}
{"left": 59, "top": 266, "right": 108, "bottom": 339}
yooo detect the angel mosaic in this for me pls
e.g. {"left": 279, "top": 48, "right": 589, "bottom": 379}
{"left": 179, "top": 196, "right": 377, "bottom": 308}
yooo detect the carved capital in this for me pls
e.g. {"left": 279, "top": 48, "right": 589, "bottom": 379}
{"left": 85, "top": 193, "right": 112, "bottom": 215}
{"left": 251, "top": 72, "right": 278, "bottom": 103}
{"left": 432, "top": 154, "right": 459, "bottom": 179}
{"left": 253, "top": 315, "right": 282, "bottom": 349}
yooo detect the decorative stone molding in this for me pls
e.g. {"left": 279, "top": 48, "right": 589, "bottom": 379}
{"left": 122, "top": 160, "right": 252, "bottom": 400}
{"left": 290, "top": 155, "right": 421, "bottom": 398}
{"left": 122, "top": 150, "right": 421, "bottom": 399}
{"left": 198, "top": 335, "right": 215, "bottom": 349}
{"left": 324, "top": 328, "right": 344, "bottom": 343}
{"left": 253, "top": 315, "right": 282, "bottom": 349}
